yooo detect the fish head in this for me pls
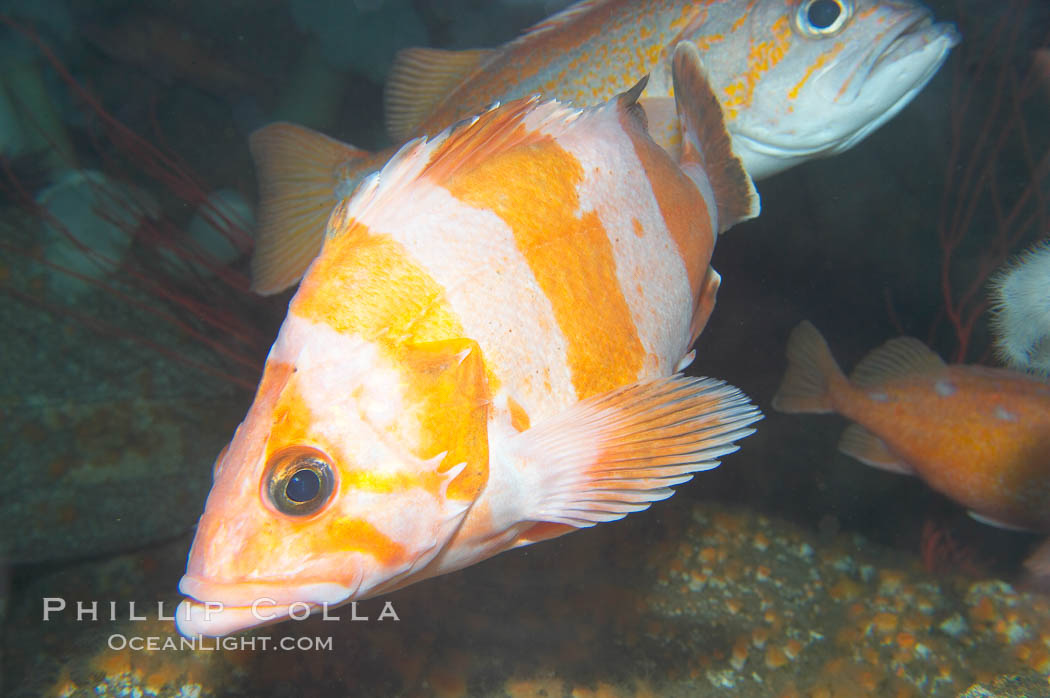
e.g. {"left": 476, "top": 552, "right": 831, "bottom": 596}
{"left": 694, "top": 0, "right": 959, "bottom": 178}
{"left": 176, "top": 313, "right": 489, "bottom": 636}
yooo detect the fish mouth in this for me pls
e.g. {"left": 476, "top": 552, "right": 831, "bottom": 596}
{"left": 740, "top": 9, "right": 959, "bottom": 162}
{"left": 176, "top": 575, "right": 355, "bottom": 637}
{"left": 876, "top": 13, "right": 961, "bottom": 68}
{"left": 845, "top": 9, "right": 961, "bottom": 103}
{"left": 819, "top": 11, "right": 959, "bottom": 154}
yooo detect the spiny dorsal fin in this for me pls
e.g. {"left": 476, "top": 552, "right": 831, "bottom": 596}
{"left": 617, "top": 74, "right": 649, "bottom": 131}
{"left": 329, "top": 96, "right": 582, "bottom": 234}
{"left": 419, "top": 96, "right": 580, "bottom": 184}
{"left": 671, "top": 41, "right": 759, "bottom": 234}
{"left": 384, "top": 47, "right": 496, "bottom": 142}
{"left": 849, "top": 337, "right": 947, "bottom": 388}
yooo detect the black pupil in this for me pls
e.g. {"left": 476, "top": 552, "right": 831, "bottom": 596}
{"left": 808, "top": 0, "right": 841, "bottom": 29}
{"left": 286, "top": 469, "right": 321, "bottom": 503}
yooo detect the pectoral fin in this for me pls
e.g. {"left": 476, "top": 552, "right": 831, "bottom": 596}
{"left": 511, "top": 375, "right": 761, "bottom": 528}
{"left": 837, "top": 423, "right": 914, "bottom": 474}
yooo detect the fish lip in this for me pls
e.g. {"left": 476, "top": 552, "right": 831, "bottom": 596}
{"left": 858, "top": 9, "right": 960, "bottom": 89}
{"left": 178, "top": 574, "right": 355, "bottom": 609}
{"left": 739, "top": 10, "right": 959, "bottom": 159}
{"left": 175, "top": 598, "right": 304, "bottom": 638}
{"left": 870, "top": 14, "right": 961, "bottom": 74}
{"left": 827, "top": 8, "right": 956, "bottom": 104}
{"left": 175, "top": 576, "right": 356, "bottom": 637}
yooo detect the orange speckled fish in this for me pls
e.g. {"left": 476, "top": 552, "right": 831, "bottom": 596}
{"left": 773, "top": 322, "right": 1050, "bottom": 582}
{"left": 249, "top": 0, "right": 959, "bottom": 294}
{"left": 176, "top": 44, "right": 762, "bottom": 637}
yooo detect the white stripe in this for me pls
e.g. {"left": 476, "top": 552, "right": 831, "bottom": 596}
{"left": 352, "top": 177, "right": 579, "bottom": 419}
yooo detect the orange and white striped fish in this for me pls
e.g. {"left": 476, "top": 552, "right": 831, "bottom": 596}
{"left": 249, "top": 0, "right": 959, "bottom": 294}
{"left": 176, "top": 44, "right": 762, "bottom": 637}
{"left": 773, "top": 322, "right": 1050, "bottom": 584}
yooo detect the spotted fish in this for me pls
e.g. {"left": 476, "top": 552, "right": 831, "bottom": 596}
{"left": 248, "top": 0, "right": 959, "bottom": 293}
{"left": 176, "top": 44, "right": 762, "bottom": 637}
{"left": 773, "top": 321, "right": 1050, "bottom": 583}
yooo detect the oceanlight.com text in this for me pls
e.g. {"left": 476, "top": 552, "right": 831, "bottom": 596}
{"left": 108, "top": 634, "right": 334, "bottom": 652}
{"left": 42, "top": 597, "right": 400, "bottom": 623}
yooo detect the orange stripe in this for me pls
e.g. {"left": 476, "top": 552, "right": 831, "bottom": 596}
{"left": 323, "top": 517, "right": 407, "bottom": 566}
{"left": 507, "top": 396, "right": 531, "bottom": 432}
{"left": 618, "top": 108, "right": 712, "bottom": 301}
{"left": 443, "top": 136, "right": 645, "bottom": 400}
{"left": 396, "top": 338, "right": 490, "bottom": 501}
{"left": 291, "top": 218, "right": 464, "bottom": 346}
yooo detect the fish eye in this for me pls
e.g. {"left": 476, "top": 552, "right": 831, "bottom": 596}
{"left": 265, "top": 449, "right": 336, "bottom": 516}
{"left": 794, "top": 0, "right": 853, "bottom": 38}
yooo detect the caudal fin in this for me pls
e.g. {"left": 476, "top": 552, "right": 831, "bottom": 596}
{"left": 671, "top": 42, "right": 759, "bottom": 234}
{"left": 248, "top": 123, "right": 380, "bottom": 295}
{"left": 771, "top": 321, "right": 846, "bottom": 414}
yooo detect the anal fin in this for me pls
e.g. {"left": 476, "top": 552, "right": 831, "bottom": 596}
{"left": 512, "top": 375, "right": 762, "bottom": 528}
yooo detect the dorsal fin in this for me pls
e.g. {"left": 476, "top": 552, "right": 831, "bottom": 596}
{"left": 508, "top": 0, "right": 613, "bottom": 46}
{"left": 671, "top": 42, "right": 759, "bottom": 234}
{"left": 330, "top": 96, "right": 583, "bottom": 234}
{"left": 384, "top": 47, "right": 496, "bottom": 142}
{"left": 420, "top": 96, "right": 580, "bottom": 183}
{"left": 850, "top": 337, "right": 947, "bottom": 388}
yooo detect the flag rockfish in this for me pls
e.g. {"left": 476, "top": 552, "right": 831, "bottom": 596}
{"left": 773, "top": 322, "right": 1050, "bottom": 582}
{"left": 176, "top": 44, "right": 762, "bottom": 637}
{"left": 249, "top": 0, "right": 959, "bottom": 294}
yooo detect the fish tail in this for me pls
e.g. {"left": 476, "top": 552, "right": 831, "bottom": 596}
{"left": 248, "top": 122, "right": 381, "bottom": 295}
{"left": 771, "top": 321, "right": 846, "bottom": 414}
{"left": 671, "top": 42, "right": 759, "bottom": 233}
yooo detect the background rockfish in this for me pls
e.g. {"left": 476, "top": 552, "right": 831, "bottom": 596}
{"left": 249, "top": 0, "right": 959, "bottom": 294}
{"left": 176, "top": 44, "right": 762, "bottom": 637}
{"left": 773, "top": 321, "right": 1050, "bottom": 583}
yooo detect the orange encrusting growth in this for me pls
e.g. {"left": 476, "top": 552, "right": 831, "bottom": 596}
{"left": 442, "top": 137, "right": 647, "bottom": 401}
